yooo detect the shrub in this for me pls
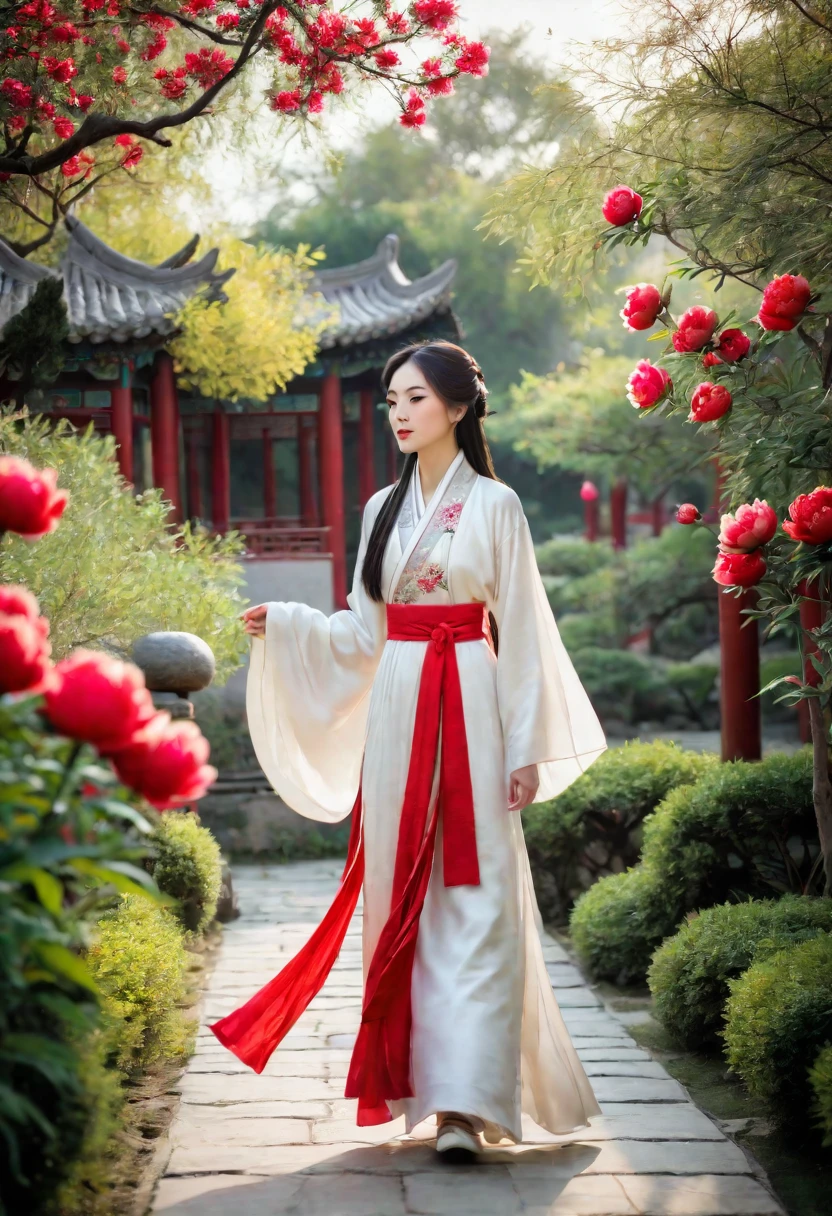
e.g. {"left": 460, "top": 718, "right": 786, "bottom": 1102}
{"left": 87, "top": 895, "right": 194, "bottom": 1074}
{"left": 723, "top": 935, "right": 832, "bottom": 1126}
{"left": 809, "top": 1043, "right": 832, "bottom": 1148}
{"left": 149, "top": 812, "right": 223, "bottom": 936}
{"left": 570, "top": 750, "right": 818, "bottom": 982}
{"left": 665, "top": 661, "right": 719, "bottom": 727}
{"left": 571, "top": 647, "right": 676, "bottom": 725}
{"left": 524, "top": 741, "right": 715, "bottom": 922}
{"left": 649, "top": 895, "right": 832, "bottom": 1048}
{"left": 535, "top": 536, "right": 615, "bottom": 580}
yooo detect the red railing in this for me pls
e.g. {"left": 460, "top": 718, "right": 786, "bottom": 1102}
{"left": 232, "top": 518, "right": 331, "bottom": 559}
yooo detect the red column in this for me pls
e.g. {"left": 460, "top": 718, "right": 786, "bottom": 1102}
{"left": 185, "top": 426, "right": 203, "bottom": 520}
{"left": 358, "top": 388, "right": 376, "bottom": 508}
{"left": 651, "top": 495, "right": 664, "bottom": 536}
{"left": 111, "top": 363, "right": 133, "bottom": 485}
{"left": 263, "top": 427, "right": 276, "bottom": 519}
{"left": 298, "top": 417, "right": 318, "bottom": 526}
{"left": 719, "top": 589, "right": 762, "bottom": 762}
{"left": 150, "top": 351, "right": 182, "bottom": 521}
{"left": 610, "top": 478, "right": 628, "bottom": 550}
{"left": 386, "top": 427, "right": 399, "bottom": 485}
{"left": 211, "top": 410, "right": 230, "bottom": 534}
{"left": 319, "top": 372, "right": 347, "bottom": 608}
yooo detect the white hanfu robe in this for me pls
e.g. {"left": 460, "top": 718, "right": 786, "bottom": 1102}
{"left": 246, "top": 448, "right": 607, "bottom": 1143}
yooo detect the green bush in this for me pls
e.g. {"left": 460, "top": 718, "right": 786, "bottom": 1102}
{"left": 649, "top": 896, "right": 832, "bottom": 1048}
{"left": 809, "top": 1043, "right": 832, "bottom": 1148}
{"left": 524, "top": 741, "right": 716, "bottom": 923}
{"left": 665, "top": 661, "right": 719, "bottom": 727}
{"left": 557, "top": 611, "right": 618, "bottom": 654}
{"left": 570, "top": 750, "right": 818, "bottom": 982}
{"left": 87, "top": 895, "right": 195, "bottom": 1074}
{"left": 149, "top": 812, "right": 222, "bottom": 936}
{"left": 571, "top": 647, "right": 676, "bottom": 725}
{"left": 724, "top": 935, "right": 832, "bottom": 1126}
{"left": 535, "top": 536, "right": 615, "bottom": 579}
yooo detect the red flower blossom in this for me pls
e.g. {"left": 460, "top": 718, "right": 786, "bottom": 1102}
{"left": 42, "top": 54, "right": 76, "bottom": 81}
{"left": 60, "top": 155, "right": 81, "bottom": 177}
{"left": 782, "top": 487, "right": 832, "bottom": 545}
{"left": 717, "top": 328, "right": 751, "bottom": 362}
{"left": 112, "top": 64, "right": 127, "bottom": 83}
{"left": 43, "top": 649, "right": 157, "bottom": 753}
{"left": 426, "top": 76, "right": 453, "bottom": 96}
{"left": 271, "top": 88, "right": 301, "bottom": 111}
{"left": 0, "top": 455, "right": 69, "bottom": 539}
{"left": 0, "top": 612, "right": 53, "bottom": 695}
{"left": 307, "top": 90, "right": 324, "bottom": 113}
{"left": 160, "top": 75, "right": 187, "bottom": 99}
{"left": 676, "top": 503, "right": 701, "bottom": 525}
{"left": 455, "top": 37, "right": 489, "bottom": 77}
{"left": 713, "top": 550, "right": 767, "bottom": 588}
{"left": 602, "top": 184, "right": 643, "bottom": 227}
{"left": 620, "top": 283, "right": 662, "bottom": 332}
{"left": 215, "top": 11, "right": 239, "bottom": 29}
{"left": 142, "top": 12, "right": 175, "bottom": 28}
{"left": 1, "top": 78, "right": 34, "bottom": 108}
{"left": 385, "top": 7, "right": 410, "bottom": 34}
{"left": 702, "top": 352, "right": 721, "bottom": 368}
{"left": 140, "top": 32, "right": 166, "bottom": 59}
{"left": 626, "top": 359, "right": 672, "bottom": 409}
{"left": 53, "top": 115, "right": 74, "bottom": 138}
{"left": 109, "top": 714, "right": 218, "bottom": 810}
{"left": 718, "top": 500, "right": 778, "bottom": 552}
{"left": 184, "top": 47, "right": 233, "bottom": 87}
{"left": 50, "top": 22, "right": 79, "bottom": 41}
{"left": 672, "top": 306, "right": 718, "bottom": 353}
{"left": 580, "top": 480, "right": 599, "bottom": 503}
{"left": 757, "top": 273, "right": 812, "bottom": 332}
{"left": 689, "top": 382, "right": 733, "bottom": 423}
{"left": 421, "top": 56, "right": 442, "bottom": 77}
{"left": 374, "top": 48, "right": 400, "bottom": 69}
{"left": 413, "top": 0, "right": 457, "bottom": 29}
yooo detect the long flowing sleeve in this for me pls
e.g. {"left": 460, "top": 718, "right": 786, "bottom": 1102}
{"left": 490, "top": 508, "right": 607, "bottom": 802}
{"left": 245, "top": 498, "right": 388, "bottom": 823}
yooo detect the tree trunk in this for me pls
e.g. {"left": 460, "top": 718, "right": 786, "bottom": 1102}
{"left": 807, "top": 696, "right": 832, "bottom": 897}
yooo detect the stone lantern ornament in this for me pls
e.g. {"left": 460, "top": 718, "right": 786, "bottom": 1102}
{"left": 131, "top": 630, "right": 216, "bottom": 718}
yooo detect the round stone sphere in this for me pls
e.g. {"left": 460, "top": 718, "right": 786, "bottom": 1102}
{"left": 131, "top": 631, "right": 216, "bottom": 695}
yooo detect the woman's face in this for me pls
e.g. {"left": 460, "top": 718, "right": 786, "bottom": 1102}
{"left": 386, "top": 360, "right": 466, "bottom": 455}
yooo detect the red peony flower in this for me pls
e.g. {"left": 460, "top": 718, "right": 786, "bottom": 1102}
{"left": 0, "top": 455, "right": 69, "bottom": 540}
{"left": 580, "top": 480, "right": 599, "bottom": 502}
{"left": 717, "top": 328, "right": 751, "bottom": 362}
{"left": 672, "top": 306, "right": 718, "bottom": 353}
{"left": 757, "top": 274, "right": 812, "bottom": 332}
{"left": 112, "top": 64, "right": 127, "bottom": 83}
{"left": 109, "top": 714, "right": 218, "bottom": 810}
{"left": 43, "top": 649, "right": 157, "bottom": 753}
{"left": 426, "top": 76, "right": 454, "bottom": 96}
{"left": 60, "top": 155, "right": 81, "bottom": 177}
{"left": 676, "top": 503, "right": 701, "bottom": 525}
{"left": 43, "top": 54, "right": 77, "bottom": 82}
{"left": 702, "top": 352, "right": 721, "bottom": 368}
{"left": 689, "top": 382, "right": 733, "bottom": 423}
{"left": 718, "top": 499, "right": 778, "bottom": 552}
{"left": 713, "top": 550, "right": 767, "bottom": 588}
{"left": 1, "top": 79, "right": 34, "bottom": 109}
{"left": 455, "top": 37, "right": 489, "bottom": 77}
{"left": 626, "top": 359, "right": 672, "bottom": 409}
{"left": 374, "top": 48, "right": 400, "bottom": 69}
{"left": 0, "top": 612, "right": 54, "bottom": 695}
{"left": 271, "top": 88, "right": 301, "bottom": 112}
{"left": 782, "top": 486, "right": 832, "bottom": 545}
{"left": 53, "top": 115, "right": 74, "bottom": 138}
{"left": 620, "top": 283, "right": 662, "bottom": 332}
{"left": 413, "top": 0, "right": 458, "bottom": 30}
{"left": 602, "top": 184, "right": 643, "bottom": 227}
{"left": 0, "top": 584, "right": 42, "bottom": 621}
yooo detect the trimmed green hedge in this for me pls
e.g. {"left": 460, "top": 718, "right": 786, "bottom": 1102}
{"left": 724, "top": 934, "right": 832, "bottom": 1126}
{"left": 570, "top": 750, "right": 817, "bottom": 983}
{"left": 810, "top": 1043, "right": 832, "bottom": 1148}
{"left": 148, "top": 811, "right": 222, "bottom": 936}
{"left": 524, "top": 741, "right": 715, "bottom": 923}
{"left": 648, "top": 896, "right": 832, "bottom": 1048}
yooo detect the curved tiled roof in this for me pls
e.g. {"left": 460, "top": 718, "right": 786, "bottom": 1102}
{"left": 0, "top": 216, "right": 234, "bottom": 345}
{"left": 309, "top": 233, "right": 457, "bottom": 350}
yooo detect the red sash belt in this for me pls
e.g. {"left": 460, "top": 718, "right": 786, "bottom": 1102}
{"left": 208, "top": 602, "right": 487, "bottom": 1127}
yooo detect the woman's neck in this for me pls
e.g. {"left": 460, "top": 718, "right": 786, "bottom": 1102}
{"left": 417, "top": 440, "right": 461, "bottom": 504}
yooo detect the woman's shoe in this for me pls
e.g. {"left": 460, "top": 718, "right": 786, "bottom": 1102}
{"left": 435, "top": 1114, "right": 482, "bottom": 1163}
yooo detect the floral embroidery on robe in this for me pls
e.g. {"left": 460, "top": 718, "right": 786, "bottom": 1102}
{"left": 393, "top": 462, "right": 477, "bottom": 604}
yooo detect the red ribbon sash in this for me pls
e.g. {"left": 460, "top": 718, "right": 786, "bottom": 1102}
{"left": 208, "top": 602, "right": 487, "bottom": 1125}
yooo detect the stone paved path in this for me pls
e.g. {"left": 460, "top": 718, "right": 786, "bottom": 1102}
{"left": 153, "top": 861, "right": 785, "bottom": 1216}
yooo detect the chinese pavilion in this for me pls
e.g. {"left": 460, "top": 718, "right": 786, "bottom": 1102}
{"left": 0, "top": 217, "right": 461, "bottom": 610}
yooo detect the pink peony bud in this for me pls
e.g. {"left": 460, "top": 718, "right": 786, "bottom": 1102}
{"left": 676, "top": 503, "right": 701, "bottom": 525}
{"left": 718, "top": 500, "right": 778, "bottom": 552}
{"left": 626, "top": 359, "right": 672, "bottom": 409}
{"left": 757, "top": 274, "right": 811, "bottom": 332}
{"left": 672, "top": 307, "right": 718, "bottom": 353}
{"left": 716, "top": 329, "right": 751, "bottom": 362}
{"left": 602, "top": 184, "right": 643, "bottom": 227}
{"left": 620, "top": 283, "right": 663, "bottom": 332}
{"left": 689, "top": 382, "right": 733, "bottom": 423}
{"left": 579, "top": 480, "right": 600, "bottom": 502}
{"left": 702, "top": 352, "right": 722, "bottom": 368}
{"left": 713, "top": 550, "right": 767, "bottom": 588}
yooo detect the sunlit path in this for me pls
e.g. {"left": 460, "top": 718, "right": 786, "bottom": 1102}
{"left": 152, "top": 862, "right": 784, "bottom": 1216}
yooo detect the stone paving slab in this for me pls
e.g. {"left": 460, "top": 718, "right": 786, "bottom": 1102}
{"left": 153, "top": 861, "right": 785, "bottom": 1216}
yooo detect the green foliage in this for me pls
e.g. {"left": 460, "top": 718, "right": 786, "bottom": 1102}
{"left": 570, "top": 751, "right": 819, "bottom": 982}
{"left": 809, "top": 1043, "right": 832, "bottom": 1148}
{"left": 149, "top": 812, "right": 222, "bottom": 936}
{"left": 536, "top": 536, "right": 615, "bottom": 580}
{"left": 87, "top": 894, "right": 194, "bottom": 1075}
{"left": 0, "top": 410, "right": 248, "bottom": 681}
{"left": 0, "top": 279, "right": 69, "bottom": 396}
{"left": 524, "top": 741, "right": 715, "bottom": 923}
{"left": 649, "top": 896, "right": 832, "bottom": 1049}
{"left": 571, "top": 647, "right": 675, "bottom": 725}
{"left": 724, "top": 935, "right": 832, "bottom": 1127}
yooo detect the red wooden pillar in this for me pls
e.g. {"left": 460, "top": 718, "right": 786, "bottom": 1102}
{"left": 150, "top": 351, "right": 182, "bottom": 521}
{"left": 719, "top": 589, "right": 762, "bottom": 761}
{"left": 319, "top": 372, "right": 347, "bottom": 608}
{"left": 386, "top": 427, "right": 399, "bottom": 485}
{"left": 580, "top": 480, "right": 599, "bottom": 542}
{"left": 358, "top": 388, "right": 376, "bottom": 508}
{"left": 110, "top": 362, "right": 133, "bottom": 485}
{"left": 262, "top": 427, "right": 277, "bottom": 519}
{"left": 185, "top": 426, "right": 203, "bottom": 520}
{"left": 610, "top": 478, "right": 628, "bottom": 550}
{"left": 651, "top": 495, "right": 665, "bottom": 536}
{"left": 211, "top": 410, "right": 230, "bottom": 534}
{"left": 298, "top": 417, "right": 318, "bottom": 526}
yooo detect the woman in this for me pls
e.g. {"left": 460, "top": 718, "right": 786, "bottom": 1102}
{"left": 209, "top": 340, "right": 607, "bottom": 1160}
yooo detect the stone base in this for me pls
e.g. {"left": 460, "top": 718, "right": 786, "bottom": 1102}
{"left": 196, "top": 790, "right": 350, "bottom": 861}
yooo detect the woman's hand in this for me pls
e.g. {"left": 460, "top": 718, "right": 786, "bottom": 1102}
{"left": 508, "top": 764, "right": 539, "bottom": 812}
{"left": 240, "top": 603, "right": 268, "bottom": 638}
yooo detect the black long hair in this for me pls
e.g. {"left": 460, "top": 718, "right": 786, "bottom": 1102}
{"left": 361, "top": 340, "right": 501, "bottom": 645}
